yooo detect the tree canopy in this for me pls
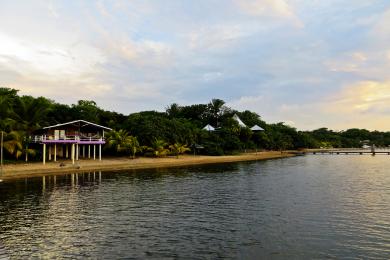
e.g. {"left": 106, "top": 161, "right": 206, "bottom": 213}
{"left": 1, "top": 87, "right": 389, "bottom": 161}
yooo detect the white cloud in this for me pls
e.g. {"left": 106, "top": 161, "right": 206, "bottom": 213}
{"left": 324, "top": 81, "right": 390, "bottom": 114}
{"left": 0, "top": 32, "right": 105, "bottom": 77}
{"left": 234, "top": 0, "right": 303, "bottom": 27}
{"left": 371, "top": 8, "right": 390, "bottom": 42}
{"left": 186, "top": 24, "right": 250, "bottom": 50}
{"left": 324, "top": 52, "right": 368, "bottom": 73}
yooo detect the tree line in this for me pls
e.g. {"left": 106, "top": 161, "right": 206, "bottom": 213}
{"left": 1, "top": 87, "right": 389, "bottom": 161}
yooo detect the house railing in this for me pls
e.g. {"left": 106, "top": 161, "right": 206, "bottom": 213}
{"left": 31, "top": 135, "right": 105, "bottom": 143}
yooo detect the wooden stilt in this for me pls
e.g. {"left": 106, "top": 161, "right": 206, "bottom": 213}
{"left": 93, "top": 145, "right": 96, "bottom": 160}
{"left": 71, "top": 144, "right": 75, "bottom": 165}
{"left": 54, "top": 144, "right": 57, "bottom": 162}
{"left": 43, "top": 143, "right": 46, "bottom": 165}
{"left": 99, "top": 144, "right": 102, "bottom": 161}
{"left": 25, "top": 144, "right": 29, "bottom": 162}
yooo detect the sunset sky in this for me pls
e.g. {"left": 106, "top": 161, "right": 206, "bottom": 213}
{"left": 1, "top": 0, "right": 389, "bottom": 131}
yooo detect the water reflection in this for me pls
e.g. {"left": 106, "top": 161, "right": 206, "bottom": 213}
{"left": 0, "top": 157, "right": 389, "bottom": 259}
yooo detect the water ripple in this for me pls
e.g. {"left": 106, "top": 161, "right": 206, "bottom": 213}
{"left": 0, "top": 156, "right": 389, "bottom": 259}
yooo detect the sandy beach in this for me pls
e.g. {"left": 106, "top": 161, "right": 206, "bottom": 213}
{"left": 0, "top": 151, "right": 294, "bottom": 180}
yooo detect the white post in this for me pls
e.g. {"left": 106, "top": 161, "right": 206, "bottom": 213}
{"left": 99, "top": 144, "right": 102, "bottom": 161}
{"left": 83, "top": 145, "right": 85, "bottom": 158}
{"left": 48, "top": 145, "right": 52, "bottom": 161}
{"left": 88, "top": 145, "right": 91, "bottom": 159}
{"left": 43, "top": 143, "right": 46, "bottom": 165}
{"left": 71, "top": 144, "right": 75, "bottom": 165}
{"left": 93, "top": 145, "right": 96, "bottom": 160}
{"left": 25, "top": 144, "right": 28, "bottom": 162}
{"left": 76, "top": 144, "right": 79, "bottom": 161}
{"left": 54, "top": 144, "right": 57, "bottom": 162}
{"left": 66, "top": 145, "right": 69, "bottom": 158}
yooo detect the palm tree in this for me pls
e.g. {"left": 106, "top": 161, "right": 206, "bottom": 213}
{"left": 3, "top": 131, "right": 23, "bottom": 160}
{"left": 169, "top": 143, "right": 190, "bottom": 158}
{"left": 107, "top": 130, "right": 140, "bottom": 158}
{"left": 208, "top": 99, "right": 226, "bottom": 127}
{"left": 106, "top": 129, "right": 131, "bottom": 152}
{"left": 10, "top": 96, "right": 52, "bottom": 133}
{"left": 124, "top": 136, "right": 140, "bottom": 159}
{"left": 0, "top": 88, "right": 19, "bottom": 131}
{"left": 22, "top": 136, "right": 36, "bottom": 162}
{"left": 166, "top": 103, "right": 182, "bottom": 118}
{"left": 149, "top": 139, "right": 169, "bottom": 157}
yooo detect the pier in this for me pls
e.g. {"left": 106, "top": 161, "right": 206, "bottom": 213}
{"left": 307, "top": 148, "right": 390, "bottom": 155}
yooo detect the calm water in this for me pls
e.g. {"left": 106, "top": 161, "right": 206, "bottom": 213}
{"left": 0, "top": 155, "right": 389, "bottom": 259}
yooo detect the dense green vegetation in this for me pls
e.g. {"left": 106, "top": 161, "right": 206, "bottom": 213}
{"left": 1, "top": 87, "right": 389, "bottom": 161}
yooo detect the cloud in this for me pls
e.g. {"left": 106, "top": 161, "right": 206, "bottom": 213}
{"left": 1, "top": 0, "right": 390, "bottom": 131}
{"left": 228, "top": 80, "right": 390, "bottom": 131}
{"left": 0, "top": 32, "right": 105, "bottom": 77}
{"left": 186, "top": 25, "right": 248, "bottom": 50}
{"left": 228, "top": 95, "right": 321, "bottom": 129}
{"left": 325, "top": 81, "right": 390, "bottom": 115}
{"left": 234, "top": 0, "right": 303, "bottom": 27}
{"left": 371, "top": 8, "right": 390, "bottom": 43}
{"left": 314, "top": 81, "right": 390, "bottom": 130}
{"left": 235, "top": 0, "right": 293, "bottom": 17}
{"left": 324, "top": 52, "right": 368, "bottom": 73}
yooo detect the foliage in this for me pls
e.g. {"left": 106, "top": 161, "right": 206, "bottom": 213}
{"left": 106, "top": 129, "right": 131, "bottom": 152}
{"left": 106, "top": 130, "right": 140, "bottom": 158}
{"left": 149, "top": 139, "right": 169, "bottom": 157}
{"left": 3, "top": 131, "right": 25, "bottom": 160}
{"left": 1, "top": 87, "right": 389, "bottom": 162}
{"left": 169, "top": 143, "right": 190, "bottom": 158}
{"left": 125, "top": 136, "right": 140, "bottom": 159}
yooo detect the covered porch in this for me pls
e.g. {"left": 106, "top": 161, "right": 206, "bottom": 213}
{"left": 31, "top": 120, "right": 112, "bottom": 165}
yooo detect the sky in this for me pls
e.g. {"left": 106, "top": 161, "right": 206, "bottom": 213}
{"left": 0, "top": 0, "right": 390, "bottom": 131}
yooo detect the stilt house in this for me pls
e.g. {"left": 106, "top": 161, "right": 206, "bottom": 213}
{"left": 31, "top": 120, "right": 112, "bottom": 164}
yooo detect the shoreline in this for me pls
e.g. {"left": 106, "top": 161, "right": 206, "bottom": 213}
{"left": 0, "top": 152, "right": 294, "bottom": 181}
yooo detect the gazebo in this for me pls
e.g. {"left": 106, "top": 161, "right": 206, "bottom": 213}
{"left": 232, "top": 114, "right": 247, "bottom": 127}
{"left": 203, "top": 124, "right": 215, "bottom": 131}
{"left": 31, "top": 120, "right": 112, "bottom": 165}
{"left": 250, "top": 125, "right": 264, "bottom": 131}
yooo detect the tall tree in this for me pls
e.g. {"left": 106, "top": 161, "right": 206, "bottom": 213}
{"left": 0, "top": 88, "right": 19, "bottom": 131}
{"left": 166, "top": 103, "right": 182, "bottom": 118}
{"left": 71, "top": 100, "right": 101, "bottom": 123}
{"left": 11, "top": 96, "right": 53, "bottom": 133}
{"left": 207, "top": 99, "right": 227, "bottom": 127}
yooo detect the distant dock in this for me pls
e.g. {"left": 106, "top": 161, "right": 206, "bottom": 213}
{"left": 306, "top": 148, "right": 390, "bottom": 155}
